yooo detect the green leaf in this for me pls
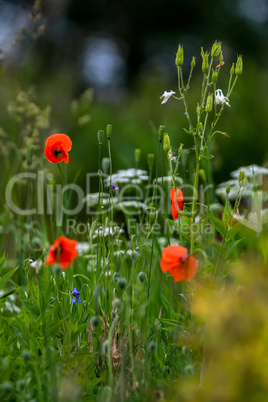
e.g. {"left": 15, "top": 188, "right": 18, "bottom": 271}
{"left": 227, "top": 239, "right": 243, "bottom": 258}
{"left": 202, "top": 154, "right": 214, "bottom": 159}
{"left": 0, "top": 267, "right": 18, "bottom": 288}
{"left": 207, "top": 210, "right": 226, "bottom": 238}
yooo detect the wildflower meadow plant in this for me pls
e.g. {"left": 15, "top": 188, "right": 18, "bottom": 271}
{"left": 4, "top": 39, "right": 268, "bottom": 402}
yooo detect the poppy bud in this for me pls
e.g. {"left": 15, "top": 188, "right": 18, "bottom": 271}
{"left": 0, "top": 381, "right": 13, "bottom": 394}
{"left": 97, "top": 130, "right": 104, "bottom": 145}
{"left": 138, "top": 271, "right": 147, "bottom": 283}
{"left": 21, "top": 349, "right": 32, "bottom": 362}
{"left": 135, "top": 148, "right": 141, "bottom": 163}
{"left": 191, "top": 57, "right": 196, "bottom": 68}
{"left": 202, "top": 52, "right": 209, "bottom": 73}
{"left": 205, "top": 94, "right": 213, "bottom": 113}
{"left": 211, "top": 41, "right": 221, "bottom": 58}
{"left": 147, "top": 153, "right": 155, "bottom": 168}
{"left": 230, "top": 63, "right": 235, "bottom": 75}
{"left": 163, "top": 134, "right": 171, "bottom": 153}
{"left": 212, "top": 71, "right": 218, "bottom": 83}
{"left": 102, "top": 157, "right": 110, "bottom": 174}
{"left": 106, "top": 124, "right": 112, "bottom": 139}
{"left": 102, "top": 339, "right": 109, "bottom": 356}
{"left": 90, "top": 315, "right": 100, "bottom": 329}
{"left": 175, "top": 44, "right": 183, "bottom": 67}
{"left": 235, "top": 55, "right": 243, "bottom": 76}
{"left": 117, "top": 277, "right": 127, "bottom": 290}
{"left": 112, "top": 298, "right": 122, "bottom": 309}
{"left": 148, "top": 341, "right": 157, "bottom": 353}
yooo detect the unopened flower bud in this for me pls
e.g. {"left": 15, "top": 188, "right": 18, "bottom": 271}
{"left": 202, "top": 52, "right": 209, "bottom": 73}
{"left": 135, "top": 148, "right": 141, "bottom": 163}
{"left": 163, "top": 134, "right": 171, "bottom": 153}
{"left": 106, "top": 124, "right": 112, "bottom": 139}
{"left": 97, "top": 130, "right": 104, "bottom": 145}
{"left": 226, "top": 184, "right": 231, "bottom": 195}
{"left": 138, "top": 271, "right": 147, "bottom": 283}
{"left": 147, "top": 153, "right": 155, "bottom": 168}
{"left": 112, "top": 298, "right": 122, "bottom": 309}
{"left": 90, "top": 315, "right": 100, "bottom": 329}
{"left": 212, "top": 71, "right": 218, "bottom": 83}
{"left": 117, "top": 277, "right": 127, "bottom": 290}
{"left": 235, "top": 55, "right": 243, "bottom": 75}
{"left": 205, "top": 94, "right": 213, "bottom": 113}
{"left": 178, "top": 143, "right": 183, "bottom": 155}
{"left": 175, "top": 44, "right": 183, "bottom": 67}
{"left": 220, "top": 51, "right": 224, "bottom": 63}
{"left": 243, "top": 177, "right": 247, "bottom": 187}
{"left": 211, "top": 41, "right": 221, "bottom": 58}
{"left": 21, "top": 349, "right": 32, "bottom": 362}
{"left": 230, "top": 63, "right": 235, "bottom": 75}
{"left": 191, "top": 57, "right": 196, "bottom": 68}
{"left": 148, "top": 341, "right": 157, "bottom": 353}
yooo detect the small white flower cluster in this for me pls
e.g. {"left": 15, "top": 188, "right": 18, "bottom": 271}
{"left": 104, "top": 169, "right": 149, "bottom": 186}
{"left": 215, "top": 89, "right": 230, "bottom": 107}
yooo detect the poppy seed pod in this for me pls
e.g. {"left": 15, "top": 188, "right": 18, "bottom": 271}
{"left": 106, "top": 124, "right": 112, "bottom": 139}
{"left": 90, "top": 315, "right": 100, "bottom": 329}
{"left": 175, "top": 44, "right": 184, "bottom": 67}
{"left": 135, "top": 148, "right": 141, "bottom": 163}
{"left": 158, "top": 126, "right": 165, "bottom": 142}
{"left": 147, "top": 153, "right": 155, "bottom": 168}
{"left": 97, "top": 130, "right": 104, "bottom": 145}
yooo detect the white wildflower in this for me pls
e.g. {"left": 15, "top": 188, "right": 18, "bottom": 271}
{"left": 160, "top": 90, "right": 175, "bottom": 104}
{"left": 215, "top": 89, "right": 230, "bottom": 107}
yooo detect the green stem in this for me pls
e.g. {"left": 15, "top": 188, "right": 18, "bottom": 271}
{"left": 191, "top": 136, "right": 200, "bottom": 253}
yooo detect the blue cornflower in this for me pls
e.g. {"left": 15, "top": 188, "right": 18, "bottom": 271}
{"left": 111, "top": 184, "right": 119, "bottom": 191}
{"left": 71, "top": 287, "right": 81, "bottom": 303}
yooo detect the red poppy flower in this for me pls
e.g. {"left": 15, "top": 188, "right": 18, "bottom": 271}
{"left": 44, "top": 133, "right": 72, "bottom": 164}
{"left": 170, "top": 188, "right": 184, "bottom": 220}
{"left": 46, "top": 236, "right": 78, "bottom": 269}
{"left": 160, "top": 245, "right": 197, "bottom": 282}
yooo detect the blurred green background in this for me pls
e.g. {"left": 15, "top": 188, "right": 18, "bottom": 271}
{"left": 0, "top": 0, "right": 268, "bottom": 188}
